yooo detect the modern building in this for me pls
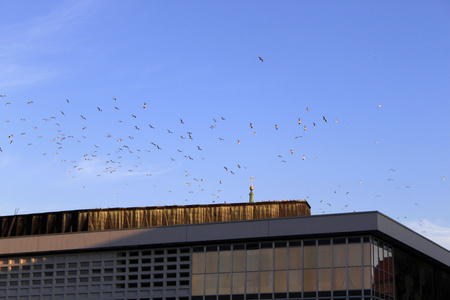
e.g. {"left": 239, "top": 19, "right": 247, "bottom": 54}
{"left": 0, "top": 200, "right": 449, "bottom": 300}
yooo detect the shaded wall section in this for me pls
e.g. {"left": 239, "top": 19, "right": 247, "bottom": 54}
{"left": 394, "top": 247, "right": 450, "bottom": 299}
{"left": 0, "top": 200, "right": 310, "bottom": 238}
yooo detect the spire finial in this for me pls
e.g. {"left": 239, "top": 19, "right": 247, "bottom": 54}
{"left": 249, "top": 176, "right": 254, "bottom": 203}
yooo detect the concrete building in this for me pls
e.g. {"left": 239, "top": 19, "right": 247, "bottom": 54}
{"left": 0, "top": 200, "right": 449, "bottom": 300}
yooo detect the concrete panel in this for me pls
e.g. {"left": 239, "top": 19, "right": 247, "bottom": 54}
{"left": 38, "top": 231, "right": 112, "bottom": 252}
{"left": 267, "top": 212, "right": 379, "bottom": 237}
{"left": 186, "top": 219, "right": 270, "bottom": 242}
{"left": 110, "top": 226, "right": 187, "bottom": 247}
{"left": 0, "top": 236, "right": 41, "bottom": 255}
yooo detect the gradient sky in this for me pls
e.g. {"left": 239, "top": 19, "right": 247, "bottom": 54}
{"left": 0, "top": 1, "right": 449, "bottom": 249}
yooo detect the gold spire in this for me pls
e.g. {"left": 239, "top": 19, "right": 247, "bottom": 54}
{"left": 249, "top": 176, "right": 254, "bottom": 203}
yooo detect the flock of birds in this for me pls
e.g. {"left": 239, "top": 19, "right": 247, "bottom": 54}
{"left": 0, "top": 58, "right": 445, "bottom": 220}
{"left": 0, "top": 90, "right": 344, "bottom": 207}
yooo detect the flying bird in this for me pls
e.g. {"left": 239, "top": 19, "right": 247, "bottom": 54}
{"left": 143, "top": 103, "right": 146, "bottom": 108}
{"left": 258, "top": 56, "right": 263, "bottom": 62}
{"left": 323, "top": 116, "right": 327, "bottom": 122}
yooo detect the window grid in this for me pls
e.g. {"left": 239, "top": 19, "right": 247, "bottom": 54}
{"left": 0, "top": 247, "right": 191, "bottom": 300}
{"left": 191, "top": 236, "right": 394, "bottom": 300}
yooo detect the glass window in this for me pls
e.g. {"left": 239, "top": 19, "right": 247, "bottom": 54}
{"left": 378, "top": 245, "right": 384, "bottom": 264}
{"left": 303, "top": 245, "right": 316, "bottom": 269}
{"left": 274, "top": 270, "right": 286, "bottom": 293}
{"left": 333, "top": 243, "right": 346, "bottom": 267}
{"left": 218, "top": 273, "right": 231, "bottom": 295}
{"left": 303, "top": 269, "right": 316, "bottom": 292}
{"left": 387, "top": 273, "right": 394, "bottom": 296}
{"left": 348, "top": 267, "right": 362, "bottom": 290}
{"left": 318, "top": 245, "right": 331, "bottom": 268}
{"left": 192, "top": 274, "right": 204, "bottom": 296}
{"left": 363, "top": 243, "right": 371, "bottom": 266}
{"left": 318, "top": 268, "right": 331, "bottom": 291}
{"left": 288, "top": 270, "right": 301, "bottom": 292}
{"left": 205, "top": 252, "right": 218, "bottom": 274}
{"left": 246, "top": 272, "right": 259, "bottom": 294}
{"left": 205, "top": 274, "right": 217, "bottom": 295}
{"left": 260, "top": 271, "right": 273, "bottom": 293}
{"left": 372, "top": 244, "right": 379, "bottom": 268}
{"left": 219, "top": 251, "right": 231, "bottom": 273}
{"left": 274, "top": 247, "right": 287, "bottom": 270}
{"left": 192, "top": 252, "right": 205, "bottom": 274}
{"left": 260, "top": 248, "right": 273, "bottom": 271}
{"left": 333, "top": 267, "right": 346, "bottom": 291}
{"left": 288, "top": 246, "right": 301, "bottom": 269}
{"left": 246, "top": 249, "right": 259, "bottom": 272}
{"left": 232, "top": 272, "right": 245, "bottom": 294}
{"left": 348, "top": 243, "right": 362, "bottom": 266}
{"left": 232, "top": 250, "right": 245, "bottom": 272}
{"left": 363, "top": 266, "right": 371, "bottom": 290}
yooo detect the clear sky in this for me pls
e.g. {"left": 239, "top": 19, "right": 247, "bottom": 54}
{"left": 0, "top": 1, "right": 449, "bottom": 249}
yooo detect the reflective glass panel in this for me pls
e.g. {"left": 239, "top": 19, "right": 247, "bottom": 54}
{"left": 246, "top": 249, "right": 259, "bottom": 272}
{"left": 192, "top": 252, "right": 205, "bottom": 274}
{"left": 333, "top": 267, "right": 346, "bottom": 291}
{"left": 260, "top": 271, "right": 274, "bottom": 293}
{"left": 246, "top": 271, "right": 259, "bottom": 294}
{"left": 378, "top": 245, "right": 384, "bottom": 264}
{"left": 387, "top": 273, "right": 394, "bottom": 296}
{"left": 288, "top": 270, "right": 302, "bottom": 292}
{"left": 274, "top": 270, "right": 286, "bottom": 292}
{"left": 205, "top": 251, "right": 218, "bottom": 273}
{"left": 275, "top": 247, "right": 287, "bottom": 270}
{"left": 318, "top": 268, "right": 331, "bottom": 291}
{"left": 288, "top": 246, "right": 301, "bottom": 269}
{"left": 192, "top": 274, "right": 204, "bottom": 295}
{"left": 205, "top": 273, "right": 217, "bottom": 295}
{"left": 303, "top": 245, "right": 316, "bottom": 269}
{"left": 372, "top": 244, "right": 379, "bottom": 268}
{"left": 260, "top": 248, "right": 273, "bottom": 271}
{"left": 233, "top": 250, "right": 245, "bottom": 272}
{"left": 348, "top": 243, "right": 362, "bottom": 266}
{"left": 219, "top": 251, "right": 231, "bottom": 273}
{"left": 303, "top": 269, "right": 316, "bottom": 292}
{"left": 363, "top": 266, "right": 371, "bottom": 290}
{"left": 218, "top": 273, "right": 231, "bottom": 295}
{"left": 333, "top": 244, "right": 346, "bottom": 267}
{"left": 318, "top": 245, "right": 331, "bottom": 268}
{"left": 232, "top": 273, "right": 245, "bottom": 294}
{"left": 348, "top": 267, "right": 362, "bottom": 290}
{"left": 363, "top": 243, "right": 370, "bottom": 266}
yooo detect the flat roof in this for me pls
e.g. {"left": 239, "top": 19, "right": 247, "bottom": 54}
{"left": 0, "top": 211, "right": 448, "bottom": 270}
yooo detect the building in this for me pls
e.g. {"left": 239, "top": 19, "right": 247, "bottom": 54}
{"left": 0, "top": 200, "right": 449, "bottom": 300}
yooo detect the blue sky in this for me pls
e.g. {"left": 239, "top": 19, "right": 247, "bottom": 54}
{"left": 0, "top": 1, "right": 449, "bottom": 249}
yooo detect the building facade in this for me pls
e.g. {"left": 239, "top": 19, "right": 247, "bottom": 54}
{"left": 0, "top": 201, "right": 448, "bottom": 300}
